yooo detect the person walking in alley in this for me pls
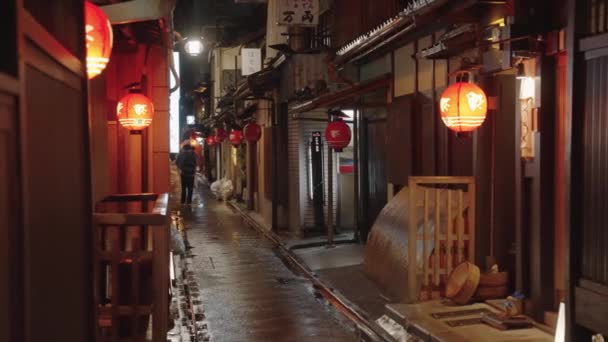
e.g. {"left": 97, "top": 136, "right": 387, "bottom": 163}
{"left": 176, "top": 143, "right": 197, "bottom": 205}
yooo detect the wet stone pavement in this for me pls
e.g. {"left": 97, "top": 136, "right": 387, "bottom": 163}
{"left": 178, "top": 184, "right": 359, "bottom": 341}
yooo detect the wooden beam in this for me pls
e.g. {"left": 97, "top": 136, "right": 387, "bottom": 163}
{"left": 101, "top": 0, "right": 173, "bottom": 25}
{"left": 565, "top": 0, "right": 587, "bottom": 339}
{"left": 289, "top": 73, "right": 392, "bottom": 113}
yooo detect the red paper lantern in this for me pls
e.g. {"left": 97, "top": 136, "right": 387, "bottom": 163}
{"left": 85, "top": 1, "right": 113, "bottom": 79}
{"left": 229, "top": 130, "right": 243, "bottom": 147}
{"left": 205, "top": 136, "right": 216, "bottom": 146}
{"left": 116, "top": 92, "right": 155, "bottom": 131}
{"left": 215, "top": 128, "right": 228, "bottom": 142}
{"left": 325, "top": 119, "right": 351, "bottom": 152}
{"left": 243, "top": 123, "right": 262, "bottom": 142}
{"left": 439, "top": 82, "right": 488, "bottom": 133}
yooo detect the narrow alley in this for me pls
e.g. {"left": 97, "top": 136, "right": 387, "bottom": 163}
{"left": 177, "top": 174, "right": 359, "bottom": 342}
{"left": 5, "top": 1, "right": 608, "bottom": 341}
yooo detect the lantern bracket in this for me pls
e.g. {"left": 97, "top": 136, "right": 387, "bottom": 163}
{"left": 454, "top": 70, "right": 474, "bottom": 83}
{"left": 125, "top": 82, "right": 143, "bottom": 93}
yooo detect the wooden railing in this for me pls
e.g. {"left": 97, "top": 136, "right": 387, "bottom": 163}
{"left": 93, "top": 193, "right": 170, "bottom": 342}
{"left": 407, "top": 177, "right": 476, "bottom": 302}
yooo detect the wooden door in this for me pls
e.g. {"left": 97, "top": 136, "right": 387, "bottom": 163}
{"left": 362, "top": 119, "right": 387, "bottom": 240}
{"left": 0, "top": 93, "right": 21, "bottom": 342}
{"left": 3, "top": 1, "right": 93, "bottom": 341}
{"left": 0, "top": 1, "right": 22, "bottom": 342}
{"left": 570, "top": 17, "right": 608, "bottom": 335}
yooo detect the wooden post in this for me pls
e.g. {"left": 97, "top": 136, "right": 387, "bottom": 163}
{"left": 247, "top": 141, "right": 255, "bottom": 210}
{"left": 327, "top": 148, "right": 334, "bottom": 246}
{"left": 407, "top": 178, "right": 417, "bottom": 303}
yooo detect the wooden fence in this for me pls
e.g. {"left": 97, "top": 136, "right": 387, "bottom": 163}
{"left": 93, "top": 193, "right": 170, "bottom": 342}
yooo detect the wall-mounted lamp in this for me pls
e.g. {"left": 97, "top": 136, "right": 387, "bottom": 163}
{"left": 186, "top": 115, "right": 195, "bottom": 125}
{"left": 184, "top": 39, "right": 204, "bottom": 57}
{"left": 516, "top": 62, "right": 537, "bottom": 100}
{"left": 516, "top": 61, "right": 538, "bottom": 160}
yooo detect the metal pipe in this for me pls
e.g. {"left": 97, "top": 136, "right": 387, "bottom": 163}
{"left": 327, "top": 147, "right": 334, "bottom": 246}
{"left": 291, "top": 117, "right": 354, "bottom": 123}
{"left": 353, "top": 109, "right": 360, "bottom": 241}
{"left": 271, "top": 98, "right": 279, "bottom": 233}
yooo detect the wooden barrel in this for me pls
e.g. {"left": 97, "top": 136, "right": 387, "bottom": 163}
{"left": 474, "top": 272, "right": 509, "bottom": 299}
{"left": 446, "top": 262, "right": 480, "bottom": 305}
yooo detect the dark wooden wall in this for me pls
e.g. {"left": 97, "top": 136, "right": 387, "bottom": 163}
{"left": 386, "top": 95, "right": 414, "bottom": 185}
{"left": 0, "top": 2, "right": 20, "bottom": 341}
{"left": 0, "top": 84, "right": 20, "bottom": 342}
{"left": 580, "top": 55, "right": 608, "bottom": 286}
{"left": 332, "top": 0, "right": 401, "bottom": 48}
{"left": 361, "top": 119, "right": 387, "bottom": 241}
{"left": 0, "top": 2, "right": 94, "bottom": 342}
{"left": 567, "top": 0, "right": 608, "bottom": 337}
{"left": 23, "top": 0, "right": 84, "bottom": 58}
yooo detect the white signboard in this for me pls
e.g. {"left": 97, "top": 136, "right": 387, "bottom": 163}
{"left": 277, "top": 0, "right": 319, "bottom": 26}
{"left": 241, "top": 48, "right": 262, "bottom": 76}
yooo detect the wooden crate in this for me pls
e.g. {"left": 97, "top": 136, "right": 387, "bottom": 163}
{"left": 93, "top": 193, "right": 170, "bottom": 342}
{"left": 407, "top": 177, "right": 476, "bottom": 302}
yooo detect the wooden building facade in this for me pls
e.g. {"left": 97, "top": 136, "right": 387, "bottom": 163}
{"left": 1, "top": 1, "right": 94, "bottom": 341}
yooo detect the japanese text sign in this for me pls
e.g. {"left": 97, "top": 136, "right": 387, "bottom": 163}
{"left": 241, "top": 48, "right": 262, "bottom": 76}
{"left": 277, "top": 0, "right": 319, "bottom": 26}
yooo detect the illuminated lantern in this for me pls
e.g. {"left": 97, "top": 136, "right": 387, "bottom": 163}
{"left": 215, "top": 128, "right": 228, "bottom": 142}
{"left": 85, "top": 1, "right": 113, "bottom": 79}
{"left": 325, "top": 119, "right": 351, "bottom": 152}
{"left": 192, "top": 140, "right": 203, "bottom": 156}
{"left": 243, "top": 123, "right": 262, "bottom": 142}
{"left": 205, "top": 136, "right": 216, "bottom": 146}
{"left": 439, "top": 82, "right": 487, "bottom": 133}
{"left": 229, "top": 130, "right": 243, "bottom": 147}
{"left": 116, "top": 92, "right": 155, "bottom": 131}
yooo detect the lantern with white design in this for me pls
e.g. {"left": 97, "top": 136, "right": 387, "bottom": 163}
{"left": 116, "top": 91, "right": 155, "bottom": 131}
{"left": 215, "top": 128, "right": 228, "bottom": 142}
{"left": 85, "top": 0, "right": 113, "bottom": 79}
{"left": 325, "top": 118, "right": 351, "bottom": 152}
{"left": 439, "top": 81, "right": 487, "bottom": 133}
{"left": 229, "top": 130, "right": 243, "bottom": 147}
{"left": 205, "top": 136, "right": 216, "bottom": 146}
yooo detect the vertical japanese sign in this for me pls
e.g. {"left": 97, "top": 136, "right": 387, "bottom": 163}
{"left": 277, "top": 0, "right": 319, "bottom": 26}
{"left": 310, "top": 131, "right": 324, "bottom": 228}
{"left": 241, "top": 48, "right": 262, "bottom": 76}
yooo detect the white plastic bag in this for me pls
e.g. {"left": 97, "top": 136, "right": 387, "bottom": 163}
{"left": 219, "top": 179, "right": 234, "bottom": 201}
{"left": 210, "top": 179, "right": 222, "bottom": 199}
{"left": 170, "top": 222, "right": 186, "bottom": 255}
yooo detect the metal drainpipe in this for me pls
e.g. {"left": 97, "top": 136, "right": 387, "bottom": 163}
{"left": 327, "top": 139, "right": 334, "bottom": 247}
{"left": 271, "top": 97, "right": 279, "bottom": 233}
{"left": 353, "top": 109, "right": 360, "bottom": 242}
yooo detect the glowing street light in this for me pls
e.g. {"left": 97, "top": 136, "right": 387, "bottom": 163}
{"left": 184, "top": 39, "right": 204, "bottom": 56}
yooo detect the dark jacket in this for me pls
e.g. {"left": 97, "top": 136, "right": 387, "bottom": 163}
{"left": 176, "top": 150, "right": 197, "bottom": 177}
